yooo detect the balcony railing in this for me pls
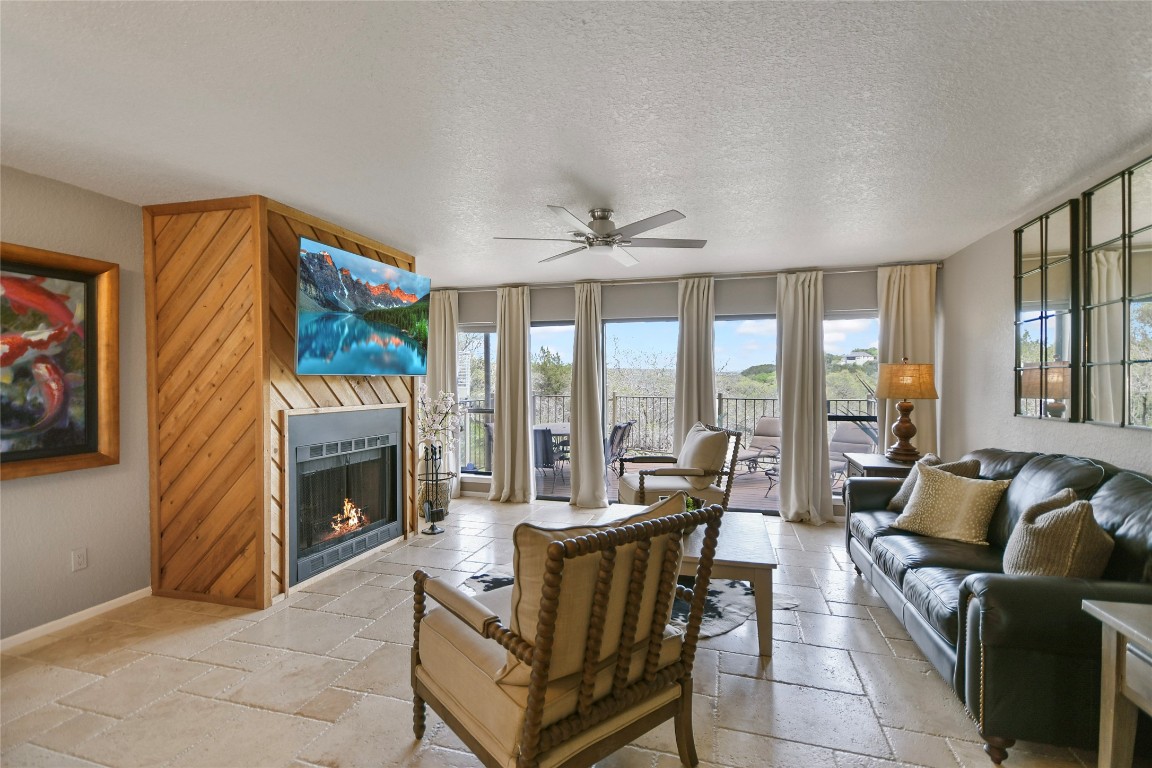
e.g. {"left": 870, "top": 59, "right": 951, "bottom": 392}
{"left": 458, "top": 394, "right": 878, "bottom": 474}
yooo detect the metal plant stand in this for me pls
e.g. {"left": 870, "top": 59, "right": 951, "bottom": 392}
{"left": 417, "top": 444, "right": 454, "bottom": 535}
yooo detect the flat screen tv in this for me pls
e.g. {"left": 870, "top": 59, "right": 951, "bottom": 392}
{"left": 295, "top": 237, "right": 430, "bottom": 376}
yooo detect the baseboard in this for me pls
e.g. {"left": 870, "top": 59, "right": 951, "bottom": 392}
{"left": 1, "top": 587, "right": 153, "bottom": 651}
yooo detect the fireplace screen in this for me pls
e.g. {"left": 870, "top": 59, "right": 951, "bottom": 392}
{"left": 296, "top": 447, "right": 396, "bottom": 560}
{"left": 287, "top": 407, "right": 404, "bottom": 585}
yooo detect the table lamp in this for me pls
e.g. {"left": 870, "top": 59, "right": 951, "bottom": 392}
{"left": 875, "top": 357, "right": 939, "bottom": 462}
{"left": 1019, "top": 363, "right": 1071, "bottom": 418}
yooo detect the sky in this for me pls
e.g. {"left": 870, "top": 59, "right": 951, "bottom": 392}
{"left": 300, "top": 237, "right": 431, "bottom": 299}
{"left": 530, "top": 317, "right": 880, "bottom": 372}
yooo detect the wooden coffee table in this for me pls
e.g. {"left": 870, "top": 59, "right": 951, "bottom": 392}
{"left": 606, "top": 504, "right": 778, "bottom": 657}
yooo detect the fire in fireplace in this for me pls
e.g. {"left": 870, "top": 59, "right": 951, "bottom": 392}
{"left": 287, "top": 408, "right": 404, "bottom": 585}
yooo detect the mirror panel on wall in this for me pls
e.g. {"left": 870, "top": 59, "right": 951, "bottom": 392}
{"left": 1015, "top": 200, "right": 1079, "bottom": 421}
{"left": 1084, "top": 156, "right": 1152, "bottom": 428}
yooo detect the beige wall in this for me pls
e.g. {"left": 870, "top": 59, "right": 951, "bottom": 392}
{"left": 1, "top": 166, "right": 150, "bottom": 638}
{"left": 940, "top": 143, "right": 1152, "bottom": 473}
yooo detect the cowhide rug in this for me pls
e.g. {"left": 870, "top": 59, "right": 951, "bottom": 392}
{"left": 464, "top": 567, "right": 797, "bottom": 639}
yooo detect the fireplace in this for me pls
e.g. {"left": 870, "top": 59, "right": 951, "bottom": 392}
{"left": 286, "top": 408, "right": 404, "bottom": 585}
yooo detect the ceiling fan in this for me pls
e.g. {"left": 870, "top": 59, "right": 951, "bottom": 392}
{"left": 495, "top": 206, "right": 706, "bottom": 266}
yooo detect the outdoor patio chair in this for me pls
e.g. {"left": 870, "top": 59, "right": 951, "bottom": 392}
{"left": 411, "top": 493, "right": 723, "bottom": 768}
{"left": 828, "top": 421, "right": 876, "bottom": 486}
{"left": 735, "top": 416, "right": 781, "bottom": 474}
{"left": 604, "top": 419, "right": 637, "bottom": 476}
{"left": 617, "top": 423, "right": 742, "bottom": 509}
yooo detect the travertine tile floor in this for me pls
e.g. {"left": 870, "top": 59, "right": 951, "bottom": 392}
{"left": 1, "top": 499, "right": 1104, "bottom": 768}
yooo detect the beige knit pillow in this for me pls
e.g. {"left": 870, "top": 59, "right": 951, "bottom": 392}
{"left": 1003, "top": 490, "right": 1115, "bottom": 578}
{"left": 887, "top": 455, "right": 982, "bottom": 511}
{"left": 892, "top": 464, "right": 1011, "bottom": 545}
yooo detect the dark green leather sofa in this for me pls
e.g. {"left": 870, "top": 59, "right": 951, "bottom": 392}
{"left": 844, "top": 448, "right": 1152, "bottom": 764}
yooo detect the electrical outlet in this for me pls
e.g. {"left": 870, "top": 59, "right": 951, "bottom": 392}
{"left": 71, "top": 547, "right": 88, "bottom": 572}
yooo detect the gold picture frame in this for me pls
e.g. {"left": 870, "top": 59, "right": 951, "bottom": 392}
{"left": 1, "top": 242, "right": 120, "bottom": 479}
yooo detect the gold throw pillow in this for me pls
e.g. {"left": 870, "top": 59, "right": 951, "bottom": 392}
{"left": 892, "top": 464, "right": 1011, "bottom": 545}
{"left": 1003, "top": 490, "right": 1115, "bottom": 578}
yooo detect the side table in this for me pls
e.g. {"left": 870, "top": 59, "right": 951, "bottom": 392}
{"left": 844, "top": 452, "right": 914, "bottom": 479}
{"left": 1082, "top": 600, "right": 1152, "bottom": 768}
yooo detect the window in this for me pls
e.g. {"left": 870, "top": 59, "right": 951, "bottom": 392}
{"left": 714, "top": 316, "right": 777, "bottom": 433}
{"left": 529, "top": 324, "right": 574, "bottom": 424}
{"left": 457, "top": 329, "right": 496, "bottom": 473}
{"left": 1084, "top": 157, "right": 1152, "bottom": 427}
{"left": 1014, "top": 200, "right": 1079, "bottom": 421}
{"left": 604, "top": 320, "right": 677, "bottom": 453}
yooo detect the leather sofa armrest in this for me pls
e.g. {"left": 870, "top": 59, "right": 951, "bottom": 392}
{"left": 959, "top": 573, "right": 1152, "bottom": 657}
{"left": 844, "top": 477, "right": 903, "bottom": 551}
{"left": 844, "top": 477, "right": 903, "bottom": 515}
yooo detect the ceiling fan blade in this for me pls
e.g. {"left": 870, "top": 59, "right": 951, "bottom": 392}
{"left": 547, "top": 205, "right": 595, "bottom": 236}
{"left": 494, "top": 237, "right": 584, "bottom": 242}
{"left": 608, "top": 209, "right": 686, "bottom": 239}
{"left": 623, "top": 237, "right": 707, "bottom": 248}
{"left": 539, "top": 246, "right": 588, "bottom": 263}
{"left": 609, "top": 246, "right": 639, "bottom": 267}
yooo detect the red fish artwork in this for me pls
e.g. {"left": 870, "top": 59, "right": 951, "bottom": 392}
{"left": 0, "top": 275, "right": 83, "bottom": 367}
{"left": 1, "top": 272, "right": 85, "bottom": 443}
{"left": 1, "top": 356, "right": 70, "bottom": 435}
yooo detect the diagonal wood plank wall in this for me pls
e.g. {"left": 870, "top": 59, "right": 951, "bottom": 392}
{"left": 143, "top": 196, "right": 417, "bottom": 609}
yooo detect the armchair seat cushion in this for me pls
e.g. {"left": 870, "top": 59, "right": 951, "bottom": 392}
{"left": 617, "top": 473, "right": 727, "bottom": 507}
{"left": 417, "top": 583, "right": 684, "bottom": 767}
{"left": 871, "top": 533, "right": 1004, "bottom": 588}
{"left": 901, "top": 567, "right": 975, "bottom": 644}
{"left": 849, "top": 511, "right": 900, "bottom": 549}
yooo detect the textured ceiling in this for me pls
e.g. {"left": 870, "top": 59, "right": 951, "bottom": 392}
{"left": 2, "top": 2, "right": 1150, "bottom": 288}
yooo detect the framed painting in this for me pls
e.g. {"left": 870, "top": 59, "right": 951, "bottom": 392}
{"left": 1, "top": 242, "right": 119, "bottom": 480}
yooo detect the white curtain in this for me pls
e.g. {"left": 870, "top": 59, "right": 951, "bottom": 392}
{"left": 878, "top": 264, "right": 938, "bottom": 455}
{"left": 777, "top": 271, "right": 834, "bottom": 525}
{"left": 488, "top": 286, "right": 534, "bottom": 502}
{"left": 674, "top": 277, "right": 716, "bottom": 451}
{"left": 426, "top": 290, "right": 461, "bottom": 497}
{"left": 1089, "top": 250, "right": 1124, "bottom": 423}
{"left": 569, "top": 283, "right": 608, "bottom": 508}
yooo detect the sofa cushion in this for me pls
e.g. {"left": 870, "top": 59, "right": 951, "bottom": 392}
{"left": 962, "top": 448, "right": 1039, "bottom": 480}
{"left": 871, "top": 533, "right": 1004, "bottom": 587}
{"left": 1090, "top": 471, "right": 1152, "bottom": 583}
{"left": 850, "top": 511, "right": 900, "bottom": 549}
{"left": 902, "top": 567, "right": 974, "bottom": 644}
{"left": 887, "top": 455, "right": 981, "bottom": 511}
{"left": 893, "top": 464, "right": 1011, "bottom": 545}
{"left": 1003, "top": 491, "right": 1115, "bottom": 578}
{"left": 984, "top": 454, "right": 1117, "bottom": 549}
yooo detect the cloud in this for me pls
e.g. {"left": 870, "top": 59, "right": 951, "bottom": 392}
{"left": 735, "top": 319, "right": 776, "bottom": 335}
{"left": 531, "top": 326, "right": 572, "bottom": 335}
{"left": 824, "top": 318, "right": 876, "bottom": 334}
{"left": 824, "top": 332, "right": 847, "bottom": 343}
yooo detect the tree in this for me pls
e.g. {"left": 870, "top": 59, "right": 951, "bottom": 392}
{"left": 531, "top": 346, "right": 570, "bottom": 396}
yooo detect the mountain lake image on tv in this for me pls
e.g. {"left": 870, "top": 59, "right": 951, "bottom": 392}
{"left": 295, "top": 237, "right": 430, "bottom": 376}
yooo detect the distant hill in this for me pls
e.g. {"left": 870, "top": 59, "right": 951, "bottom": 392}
{"left": 741, "top": 363, "right": 776, "bottom": 376}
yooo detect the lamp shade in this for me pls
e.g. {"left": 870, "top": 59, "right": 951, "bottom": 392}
{"left": 876, "top": 361, "right": 938, "bottom": 401}
{"left": 1019, "top": 364, "right": 1071, "bottom": 399}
